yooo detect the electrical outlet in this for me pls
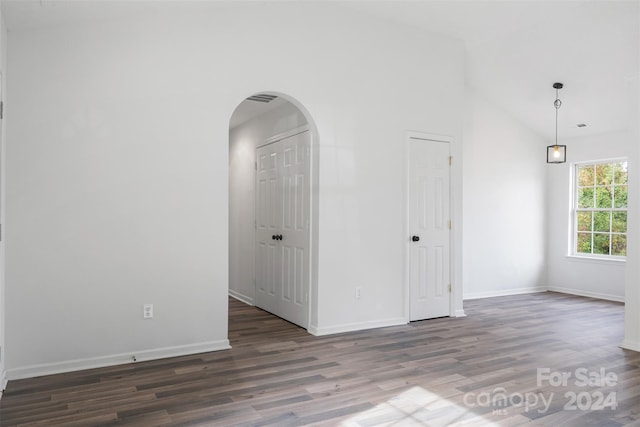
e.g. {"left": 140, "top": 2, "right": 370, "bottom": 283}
{"left": 355, "top": 287, "right": 362, "bottom": 299}
{"left": 143, "top": 304, "right": 153, "bottom": 319}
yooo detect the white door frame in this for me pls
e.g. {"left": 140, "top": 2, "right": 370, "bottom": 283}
{"left": 404, "top": 131, "right": 456, "bottom": 322}
{"left": 257, "top": 125, "right": 310, "bottom": 149}
{"left": 256, "top": 125, "right": 313, "bottom": 330}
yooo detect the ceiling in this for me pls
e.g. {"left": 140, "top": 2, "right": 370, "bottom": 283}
{"left": 229, "top": 96, "right": 289, "bottom": 130}
{"left": 343, "top": 0, "right": 639, "bottom": 141}
{"left": 2, "top": 0, "right": 638, "bottom": 140}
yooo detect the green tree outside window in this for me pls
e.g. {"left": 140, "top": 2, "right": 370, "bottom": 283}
{"left": 575, "top": 160, "right": 627, "bottom": 257}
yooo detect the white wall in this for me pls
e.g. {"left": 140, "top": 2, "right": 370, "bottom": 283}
{"left": 546, "top": 131, "right": 630, "bottom": 301}
{"left": 5, "top": 2, "right": 464, "bottom": 378}
{"left": 462, "top": 91, "right": 547, "bottom": 299}
{"left": 229, "top": 101, "right": 307, "bottom": 304}
{"left": 311, "top": 44, "right": 465, "bottom": 333}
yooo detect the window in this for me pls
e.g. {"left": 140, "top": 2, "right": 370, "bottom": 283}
{"left": 573, "top": 159, "right": 627, "bottom": 258}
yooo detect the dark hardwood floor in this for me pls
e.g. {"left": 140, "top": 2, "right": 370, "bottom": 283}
{"left": 1, "top": 292, "right": 639, "bottom": 426}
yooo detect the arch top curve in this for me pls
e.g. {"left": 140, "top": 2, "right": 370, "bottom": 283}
{"left": 228, "top": 90, "right": 319, "bottom": 139}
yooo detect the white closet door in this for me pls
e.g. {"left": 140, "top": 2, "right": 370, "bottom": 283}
{"left": 409, "top": 137, "right": 451, "bottom": 321}
{"left": 255, "top": 131, "right": 310, "bottom": 328}
{"left": 255, "top": 147, "right": 280, "bottom": 316}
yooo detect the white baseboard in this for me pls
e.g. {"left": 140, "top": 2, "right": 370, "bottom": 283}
{"left": 7, "top": 340, "right": 231, "bottom": 381}
{"left": 0, "top": 368, "right": 6, "bottom": 398}
{"left": 308, "top": 317, "right": 407, "bottom": 336}
{"left": 620, "top": 340, "right": 640, "bottom": 353}
{"left": 228, "top": 289, "right": 254, "bottom": 306}
{"left": 464, "top": 286, "right": 547, "bottom": 300}
{"left": 547, "top": 286, "right": 624, "bottom": 303}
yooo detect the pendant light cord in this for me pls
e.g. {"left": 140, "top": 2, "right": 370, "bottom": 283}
{"left": 555, "top": 91, "right": 558, "bottom": 146}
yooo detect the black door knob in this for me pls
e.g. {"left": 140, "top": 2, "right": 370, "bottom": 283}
{"left": 272, "top": 235, "right": 277, "bottom": 240}
{"left": 278, "top": 234, "right": 283, "bottom": 240}
{"left": 412, "top": 235, "right": 420, "bottom": 242}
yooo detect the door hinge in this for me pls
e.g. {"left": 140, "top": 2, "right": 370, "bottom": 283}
{"left": 448, "top": 284, "right": 452, "bottom": 292}
{"left": 448, "top": 220, "right": 452, "bottom": 230}
{"left": 254, "top": 161, "right": 257, "bottom": 171}
{"left": 0, "top": 101, "right": 4, "bottom": 120}
{"left": 449, "top": 156, "right": 452, "bottom": 166}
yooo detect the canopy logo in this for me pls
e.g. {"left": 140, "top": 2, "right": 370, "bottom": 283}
{"left": 462, "top": 367, "right": 618, "bottom": 416}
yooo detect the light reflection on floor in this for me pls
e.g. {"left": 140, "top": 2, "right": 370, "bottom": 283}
{"left": 341, "top": 386, "right": 504, "bottom": 427}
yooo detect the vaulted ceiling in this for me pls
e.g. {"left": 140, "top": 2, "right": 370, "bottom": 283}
{"left": 3, "top": 0, "right": 639, "bottom": 141}
{"left": 343, "top": 0, "right": 639, "bottom": 141}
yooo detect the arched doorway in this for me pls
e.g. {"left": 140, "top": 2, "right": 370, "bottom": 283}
{"left": 228, "top": 92, "right": 317, "bottom": 331}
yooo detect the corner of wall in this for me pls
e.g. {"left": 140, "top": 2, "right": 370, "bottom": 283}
{"left": 228, "top": 289, "right": 253, "bottom": 306}
{"left": 0, "top": 4, "right": 7, "bottom": 397}
{"left": 623, "top": 72, "right": 640, "bottom": 352}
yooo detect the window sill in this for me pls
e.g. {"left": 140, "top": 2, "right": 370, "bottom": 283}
{"left": 565, "top": 255, "right": 626, "bottom": 265}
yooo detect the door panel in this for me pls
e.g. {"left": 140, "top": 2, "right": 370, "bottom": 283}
{"left": 278, "top": 132, "right": 309, "bottom": 326}
{"left": 255, "top": 148, "right": 280, "bottom": 314}
{"left": 409, "top": 137, "right": 451, "bottom": 321}
{"left": 255, "top": 131, "right": 310, "bottom": 328}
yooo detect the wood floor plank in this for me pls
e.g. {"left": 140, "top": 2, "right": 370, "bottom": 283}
{"left": 1, "top": 292, "right": 639, "bottom": 426}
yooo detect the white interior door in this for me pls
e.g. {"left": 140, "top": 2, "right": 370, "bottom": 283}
{"left": 255, "top": 131, "right": 310, "bottom": 328}
{"left": 255, "top": 146, "right": 280, "bottom": 316}
{"left": 409, "top": 137, "right": 451, "bottom": 321}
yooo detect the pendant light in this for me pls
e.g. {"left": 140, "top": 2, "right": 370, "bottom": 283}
{"left": 547, "top": 82, "right": 566, "bottom": 163}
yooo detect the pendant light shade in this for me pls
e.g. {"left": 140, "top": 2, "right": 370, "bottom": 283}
{"left": 546, "top": 82, "right": 566, "bottom": 164}
{"left": 546, "top": 144, "right": 566, "bottom": 163}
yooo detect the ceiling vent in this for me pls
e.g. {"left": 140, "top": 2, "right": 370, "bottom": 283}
{"left": 246, "top": 94, "right": 278, "bottom": 103}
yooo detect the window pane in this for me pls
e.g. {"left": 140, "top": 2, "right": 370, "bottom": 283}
{"left": 614, "top": 185, "right": 628, "bottom": 208}
{"left": 577, "top": 233, "right": 592, "bottom": 254}
{"left": 614, "top": 162, "right": 628, "bottom": 185}
{"left": 593, "top": 211, "right": 611, "bottom": 232}
{"left": 596, "top": 163, "right": 613, "bottom": 185}
{"left": 577, "top": 211, "right": 592, "bottom": 232}
{"left": 578, "top": 165, "right": 595, "bottom": 186}
{"left": 593, "top": 233, "right": 610, "bottom": 255}
{"left": 612, "top": 212, "right": 627, "bottom": 233}
{"left": 573, "top": 160, "right": 627, "bottom": 259}
{"left": 595, "top": 186, "right": 613, "bottom": 208}
{"left": 612, "top": 234, "right": 627, "bottom": 256}
{"left": 578, "top": 187, "right": 594, "bottom": 208}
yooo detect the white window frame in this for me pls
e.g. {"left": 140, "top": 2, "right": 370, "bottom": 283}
{"left": 570, "top": 158, "right": 627, "bottom": 261}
